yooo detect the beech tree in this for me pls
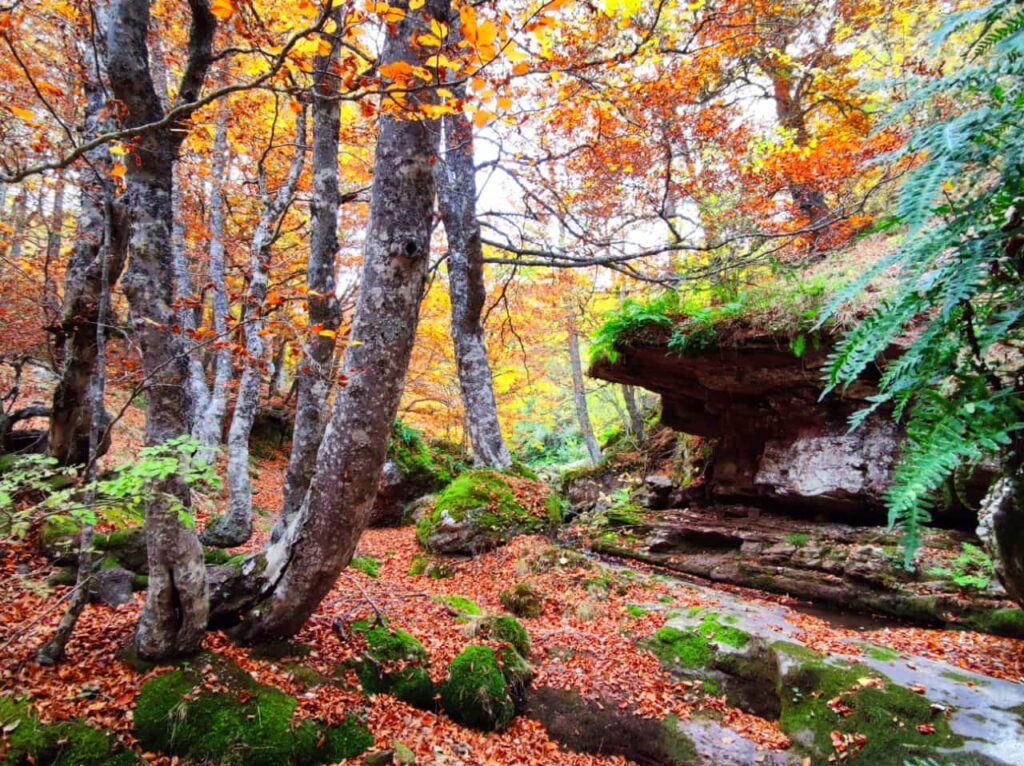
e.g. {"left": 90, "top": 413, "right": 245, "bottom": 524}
{"left": 436, "top": 17, "right": 511, "bottom": 469}
{"left": 104, "top": 0, "right": 216, "bottom": 658}
{"left": 218, "top": 0, "right": 451, "bottom": 640}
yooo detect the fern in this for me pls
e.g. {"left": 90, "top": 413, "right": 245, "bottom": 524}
{"left": 822, "top": 0, "right": 1024, "bottom": 563}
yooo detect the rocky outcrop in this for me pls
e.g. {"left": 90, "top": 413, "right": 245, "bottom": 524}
{"left": 590, "top": 506, "right": 1024, "bottom": 638}
{"left": 589, "top": 336, "right": 906, "bottom": 520}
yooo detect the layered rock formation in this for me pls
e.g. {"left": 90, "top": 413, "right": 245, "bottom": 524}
{"left": 589, "top": 335, "right": 902, "bottom": 520}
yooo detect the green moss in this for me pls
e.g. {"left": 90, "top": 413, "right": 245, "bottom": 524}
{"left": 960, "top": 607, "right": 1024, "bottom": 638}
{"left": 433, "top": 594, "right": 480, "bottom": 619}
{"left": 483, "top": 615, "right": 531, "bottom": 657}
{"left": 45, "top": 567, "right": 77, "bottom": 586}
{"left": 407, "top": 554, "right": 428, "bottom": 575}
{"left": 646, "top": 627, "right": 713, "bottom": 669}
{"left": 353, "top": 625, "right": 434, "bottom": 710}
{"left": 249, "top": 641, "right": 313, "bottom": 661}
{"left": 626, "top": 604, "right": 648, "bottom": 618}
{"left": 779, "top": 656, "right": 962, "bottom": 764}
{"left": 0, "top": 695, "right": 134, "bottom": 766}
{"left": 859, "top": 643, "right": 900, "bottom": 662}
{"left": 770, "top": 640, "right": 823, "bottom": 663}
{"left": 350, "top": 555, "right": 380, "bottom": 578}
{"left": 939, "top": 670, "right": 989, "bottom": 687}
{"left": 318, "top": 716, "right": 375, "bottom": 762}
{"left": 661, "top": 714, "right": 698, "bottom": 764}
{"left": 416, "top": 470, "right": 555, "bottom": 550}
{"left": 132, "top": 656, "right": 370, "bottom": 765}
{"left": 785, "top": 532, "right": 810, "bottom": 547}
{"left": 499, "top": 581, "right": 543, "bottom": 618}
{"left": 688, "top": 610, "right": 749, "bottom": 648}
{"left": 440, "top": 646, "right": 516, "bottom": 731}
{"left": 203, "top": 548, "right": 233, "bottom": 565}
{"left": 388, "top": 419, "right": 466, "bottom": 496}
{"left": 544, "top": 493, "right": 565, "bottom": 524}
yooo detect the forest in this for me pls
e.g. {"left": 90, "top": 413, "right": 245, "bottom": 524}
{"left": 0, "top": 0, "right": 1023, "bottom": 763}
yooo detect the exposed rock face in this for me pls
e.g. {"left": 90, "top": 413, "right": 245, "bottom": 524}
{"left": 589, "top": 337, "right": 899, "bottom": 519}
{"left": 592, "top": 506, "right": 1023, "bottom": 638}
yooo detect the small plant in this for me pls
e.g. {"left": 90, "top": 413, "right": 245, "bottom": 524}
{"left": 349, "top": 555, "right": 380, "bottom": 578}
{"left": 928, "top": 542, "right": 994, "bottom": 591}
{"left": 0, "top": 434, "right": 219, "bottom": 537}
{"left": 785, "top": 532, "right": 810, "bottom": 547}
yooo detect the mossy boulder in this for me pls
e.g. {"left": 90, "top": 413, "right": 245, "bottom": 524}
{"left": 480, "top": 615, "right": 531, "bottom": 657}
{"left": 352, "top": 624, "right": 435, "bottom": 710}
{"left": 38, "top": 521, "right": 147, "bottom": 574}
{"left": 499, "top": 581, "right": 543, "bottom": 618}
{"left": 132, "top": 655, "right": 371, "bottom": 765}
{"left": 439, "top": 645, "right": 530, "bottom": 731}
{"left": 774, "top": 642, "right": 963, "bottom": 764}
{"left": 0, "top": 695, "right": 138, "bottom": 766}
{"left": 433, "top": 594, "right": 481, "bottom": 620}
{"left": 416, "top": 470, "right": 560, "bottom": 554}
{"left": 372, "top": 421, "right": 468, "bottom": 526}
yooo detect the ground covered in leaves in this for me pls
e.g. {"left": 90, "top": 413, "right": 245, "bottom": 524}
{"left": 2, "top": 452, "right": 1023, "bottom": 765}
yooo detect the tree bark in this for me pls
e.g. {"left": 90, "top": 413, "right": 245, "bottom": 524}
{"left": 567, "top": 308, "right": 601, "bottom": 463}
{"left": 622, "top": 384, "right": 644, "bottom": 438}
{"left": 191, "top": 105, "right": 232, "bottom": 464}
{"left": 278, "top": 23, "right": 344, "bottom": 529}
{"left": 222, "top": 0, "right": 450, "bottom": 641}
{"left": 48, "top": 42, "right": 128, "bottom": 468}
{"left": 105, "top": 0, "right": 215, "bottom": 659}
{"left": 204, "top": 106, "right": 307, "bottom": 548}
{"left": 435, "top": 26, "right": 511, "bottom": 469}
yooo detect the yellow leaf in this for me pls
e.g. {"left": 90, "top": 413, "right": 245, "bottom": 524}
{"left": 8, "top": 106, "right": 34, "bottom": 121}
{"left": 317, "top": 328, "right": 337, "bottom": 338}
{"left": 110, "top": 163, "right": 127, "bottom": 179}
{"left": 379, "top": 60, "right": 415, "bottom": 80}
{"left": 473, "top": 109, "right": 496, "bottom": 128}
{"left": 209, "top": 0, "right": 234, "bottom": 20}
{"left": 497, "top": 95, "right": 512, "bottom": 110}
{"left": 418, "top": 33, "right": 442, "bottom": 47}
{"left": 409, "top": 0, "right": 425, "bottom": 7}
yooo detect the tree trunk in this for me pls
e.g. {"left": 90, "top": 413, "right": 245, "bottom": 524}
{"left": 622, "top": 385, "right": 644, "bottom": 438}
{"left": 277, "top": 16, "right": 344, "bottom": 530}
{"left": 567, "top": 308, "right": 601, "bottom": 463}
{"left": 436, "top": 29, "right": 511, "bottom": 469}
{"left": 222, "top": 0, "right": 450, "bottom": 641}
{"left": 105, "top": 0, "right": 215, "bottom": 659}
{"left": 191, "top": 105, "right": 232, "bottom": 464}
{"left": 204, "top": 106, "right": 307, "bottom": 548}
{"left": 48, "top": 50, "right": 128, "bottom": 468}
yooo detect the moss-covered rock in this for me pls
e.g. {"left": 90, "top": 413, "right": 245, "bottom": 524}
{"left": 439, "top": 645, "right": 519, "bottom": 731}
{"left": 37, "top": 522, "right": 147, "bottom": 574}
{"left": 480, "top": 615, "right": 531, "bottom": 658}
{"left": 132, "top": 655, "right": 371, "bottom": 765}
{"left": 0, "top": 695, "right": 138, "bottom": 766}
{"left": 416, "top": 470, "right": 559, "bottom": 554}
{"left": 775, "top": 643, "right": 963, "bottom": 764}
{"left": 645, "top": 626, "right": 713, "bottom": 669}
{"left": 352, "top": 624, "right": 435, "bottom": 710}
{"left": 499, "top": 581, "right": 543, "bottom": 618}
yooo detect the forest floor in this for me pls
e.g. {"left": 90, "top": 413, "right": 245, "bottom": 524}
{"left": 2, "top": 441, "right": 1024, "bottom": 765}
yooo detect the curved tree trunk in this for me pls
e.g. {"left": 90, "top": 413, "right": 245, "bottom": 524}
{"left": 48, "top": 46, "right": 128, "bottom": 468}
{"left": 435, "top": 31, "right": 511, "bottom": 469}
{"left": 204, "top": 106, "right": 307, "bottom": 548}
{"left": 105, "top": 0, "right": 215, "bottom": 660}
{"left": 222, "top": 0, "right": 450, "bottom": 641}
{"left": 278, "top": 16, "right": 343, "bottom": 530}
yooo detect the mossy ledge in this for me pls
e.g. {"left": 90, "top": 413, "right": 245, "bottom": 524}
{"left": 132, "top": 653, "right": 372, "bottom": 765}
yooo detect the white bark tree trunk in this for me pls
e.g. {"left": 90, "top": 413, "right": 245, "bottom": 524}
{"left": 204, "top": 106, "right": 307, "bottom": 548}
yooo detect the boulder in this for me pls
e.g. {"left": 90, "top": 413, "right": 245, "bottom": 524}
{"left": 416, "top": 470, "right": 560, "bottom": 555}
{"left": 93, "top": 566, "right": 134, "bottom": 607}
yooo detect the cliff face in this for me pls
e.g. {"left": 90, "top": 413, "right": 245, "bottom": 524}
{"left": 589, "top": 335, "right": 900, "bottom": 521}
